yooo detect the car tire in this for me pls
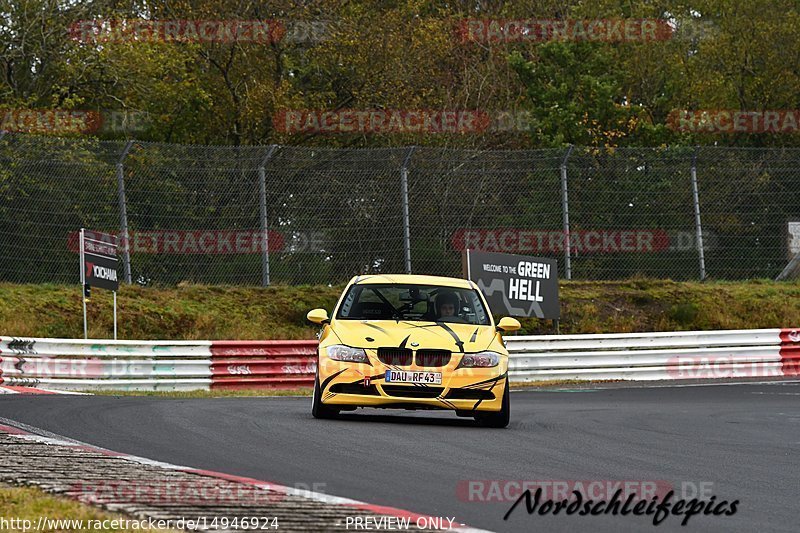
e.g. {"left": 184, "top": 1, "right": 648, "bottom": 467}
{"left": 475, "top": 377, "right": 510, "bottom": 428}
{"left": 312, "top": 373, "right": 340, "bottom": 419}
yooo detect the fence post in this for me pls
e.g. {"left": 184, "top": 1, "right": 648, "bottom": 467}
{"left": 116, "top": 141, "right": 134, "bottom": 284}
{"left": 560, "top": 145, "right": 574, "bottom": 280}
{"left": 776, "top": 252, "right": 800, "bottom": 281}
{"left": 259, "top": 145, "right": 279, "bottom": 286}
{"left": 401, "top": 147, "right": 416, "bottom": 274}
{"left": 690, "top": 147, "right": 707, "bottom": 280}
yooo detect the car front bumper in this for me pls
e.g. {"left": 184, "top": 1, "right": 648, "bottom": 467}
{"left": 318, "top": 362, "right": 508, "bottom": 412}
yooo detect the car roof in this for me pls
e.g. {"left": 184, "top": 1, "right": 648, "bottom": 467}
{"left": 347, "top": 274, "right": 476, "bottom": 289}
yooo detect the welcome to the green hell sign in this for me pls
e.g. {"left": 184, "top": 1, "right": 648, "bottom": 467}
{"left": 486, "top": 260, "right": 553, "bottom": 302}
{"left": 468, "top": 251, "right": 560, "bottom": 319}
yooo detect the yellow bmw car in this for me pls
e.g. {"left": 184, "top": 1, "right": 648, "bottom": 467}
{"left": 307, "top": 274, "right": 520, "bottom": 427}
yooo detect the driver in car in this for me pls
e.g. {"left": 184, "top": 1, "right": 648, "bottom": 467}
{"left": 436, "top": 291, "right": 459, "bottom": 320}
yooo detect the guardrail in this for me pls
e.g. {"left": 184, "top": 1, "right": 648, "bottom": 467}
{"left": 211, "top": 341, "right": 317, "bottom": 390}
{"left": 507, "top": 328, "right": 800, "bottom": 382}
{"left": 1, "top": 328, "right": 797, "bottom": 391}
{"left": 0, "top": 338, "right": 214, "bottom": 391}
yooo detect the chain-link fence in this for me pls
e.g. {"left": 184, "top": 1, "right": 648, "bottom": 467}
{"left": 1, "top": 132, "right": 798, "bottom": 285}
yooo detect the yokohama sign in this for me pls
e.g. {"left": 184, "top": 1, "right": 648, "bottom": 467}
{"left": 81, "top": 230, "right": 119, "bottom": 291}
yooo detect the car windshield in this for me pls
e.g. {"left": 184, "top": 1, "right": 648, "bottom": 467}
{"left": 336, "top": 284, "right": 490, "bottom": 325}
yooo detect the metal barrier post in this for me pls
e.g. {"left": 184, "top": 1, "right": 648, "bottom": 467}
{"left": 116, "top": 141, "right": 134, "bottom": 284}
{"left": 80, "top": 228, "right": 87, "bottom": 339}
{"left": 690, "top": 147, "right": 707, "bottom": 280}
{"left": 113, "top": 291, "right": 117, "bottom": 340}
{"left": 401, "top": 147, "right": 416, "bottom": 274}
{"left": 560, "top": 145, "right": 574, "bottom": 280}
{"left": 259, "top": 145, "right": 279, "bottom": 286}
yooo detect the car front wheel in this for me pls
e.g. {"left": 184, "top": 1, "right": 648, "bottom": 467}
{"left": 475, "top": 377, "right": 510, "bottom": 428}
{"left": 312, "top": 373, "right": 340, "bottom": 419}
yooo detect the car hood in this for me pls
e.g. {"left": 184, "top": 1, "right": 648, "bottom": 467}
{"left": 328, "top": 319, "right": 501, "bottom": 353}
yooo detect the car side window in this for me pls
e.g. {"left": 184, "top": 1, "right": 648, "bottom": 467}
{"left": 339, "top": 286, "right": 359, "bottom": 317}
{"left": 468, "top": 291, "right": 488, "bottom": 324}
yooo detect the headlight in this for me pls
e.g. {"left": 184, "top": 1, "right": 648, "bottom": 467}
{"left": 326, "top": 345, "right": 369, "bottom": 363}
{"left": 457, "top": 351, "right": 501, "bottom": 368}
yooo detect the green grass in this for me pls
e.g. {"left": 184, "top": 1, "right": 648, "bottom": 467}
{"left": 0, "top": 279, "right": 797, "bottom": 340}
{"left": 0, "top": 484, "right": 173, "bottom": 532}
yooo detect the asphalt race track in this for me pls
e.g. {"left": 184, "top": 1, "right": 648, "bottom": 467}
{"left": 1, "top": 382, "right": 798, "bottom": 532}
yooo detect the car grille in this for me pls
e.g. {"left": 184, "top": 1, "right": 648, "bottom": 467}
{"left": 381, "top": 385, "right": 444, "bottom": 398}
{"left": 445, "top": 388, "right": 495, "bottom": 401}
{"left": 377, "top": 348, "right": 412, "bottom": 366}
{"left": 415, "top": 349, "right": 451, "bottom": 367}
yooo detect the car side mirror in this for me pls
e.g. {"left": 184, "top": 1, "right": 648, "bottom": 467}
{"left": 496, "top": 317, "right": 521, "bottom": 332}
{"left": 307, "top": 308, "right": 330, "bottom": 324}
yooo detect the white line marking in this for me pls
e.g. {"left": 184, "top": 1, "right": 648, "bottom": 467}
{"left": 0, "top": 386, "right": 91, "bottom": 395}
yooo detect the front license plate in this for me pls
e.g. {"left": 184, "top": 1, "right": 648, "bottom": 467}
{"left": 385, "top": 370, "right": 442, "bottom": 385}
